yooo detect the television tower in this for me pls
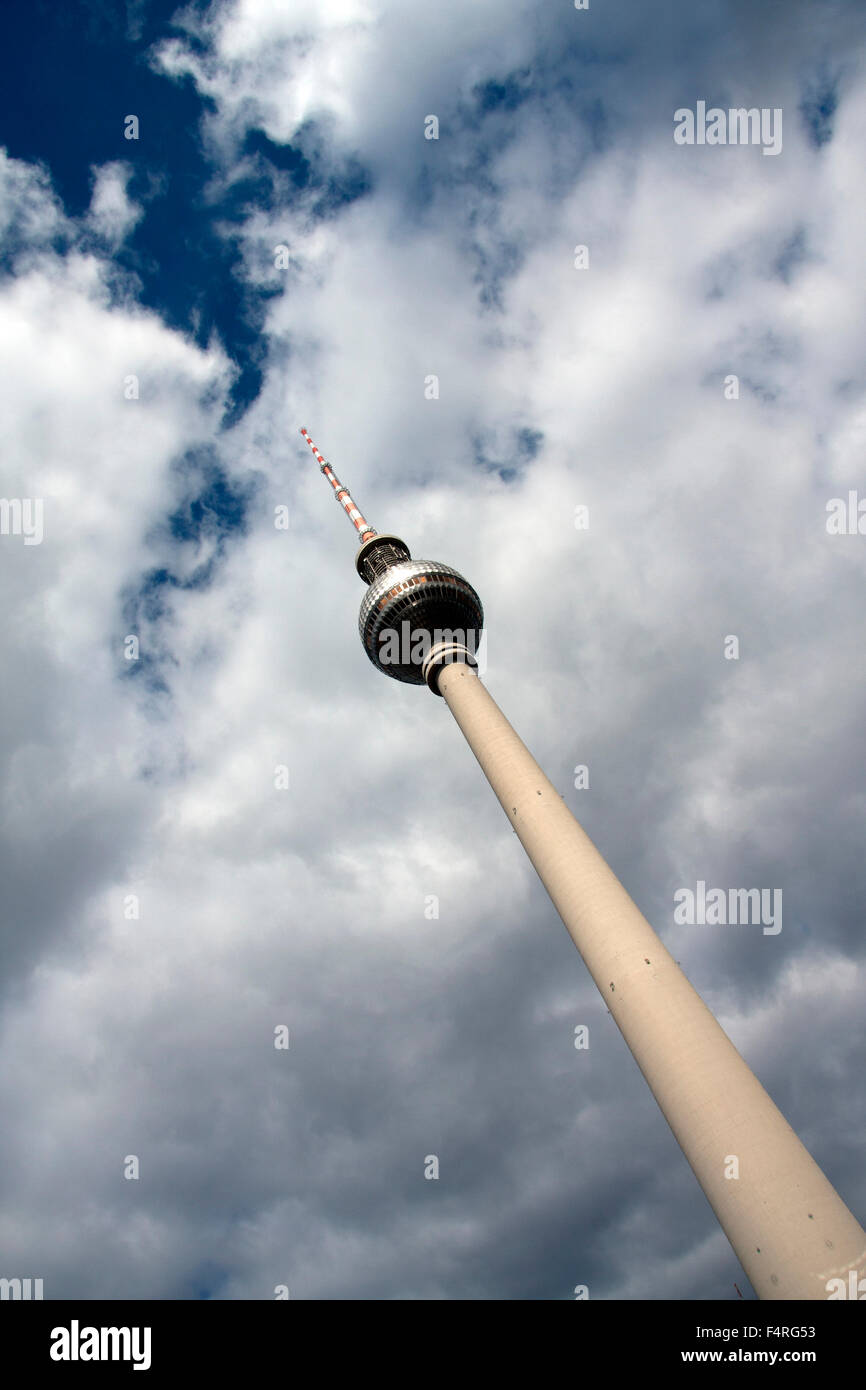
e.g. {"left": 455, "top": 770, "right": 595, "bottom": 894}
{"left": 301, "top": 427, "right": 866, "bottom": 1301}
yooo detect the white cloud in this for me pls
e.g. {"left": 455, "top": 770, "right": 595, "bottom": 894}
{"left": 86, "top": 161, "right": 143, "bottom": 248}
{"left": 0, "top": 147, "right": 69, "bottom": 256}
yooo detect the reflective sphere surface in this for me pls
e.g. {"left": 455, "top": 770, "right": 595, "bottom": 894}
{"left": 358, "top": 560, "right": 484, "bottom": 684}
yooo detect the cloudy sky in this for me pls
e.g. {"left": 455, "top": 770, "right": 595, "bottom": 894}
{"left": 1, "top": 0, "right": 864, "bottom": 1301}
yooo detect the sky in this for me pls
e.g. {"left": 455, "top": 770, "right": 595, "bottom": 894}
{"left": 0, "top": 0, "right": 864, "bottom": 1301}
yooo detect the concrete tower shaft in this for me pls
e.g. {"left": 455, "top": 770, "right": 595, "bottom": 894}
{"left": 432, "top": 660, "right": 866, "bottom": 1301}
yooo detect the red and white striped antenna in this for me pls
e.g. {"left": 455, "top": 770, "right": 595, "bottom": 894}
{"left": 300, "top": 427, "right": 377, "bottom": 545}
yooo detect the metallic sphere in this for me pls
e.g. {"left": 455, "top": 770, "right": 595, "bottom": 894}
{"left": 358, "top": 559, "right": 484, "bottom": 684}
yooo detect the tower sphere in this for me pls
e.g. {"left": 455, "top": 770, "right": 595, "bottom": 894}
{"left": 296, "top": 429, "right": 484, "bottom": 688}
{"left": 358, "top": 556, "right": 484, "bottom": 686}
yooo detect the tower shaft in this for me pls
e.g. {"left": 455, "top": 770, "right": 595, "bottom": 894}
{"left": 434, "top": 659, "right": 866, "bottom": 1300}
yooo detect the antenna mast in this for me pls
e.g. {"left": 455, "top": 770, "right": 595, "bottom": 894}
{"left": 299, "top": 427, "right": 377, "bottom": 545}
